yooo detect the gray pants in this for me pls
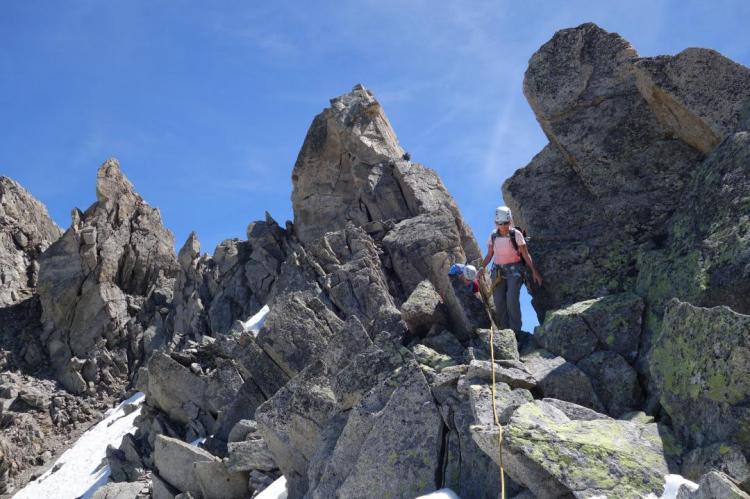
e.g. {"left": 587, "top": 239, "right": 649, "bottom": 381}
{"left": 491, "top": 263, "right": 524, "bottom": 332}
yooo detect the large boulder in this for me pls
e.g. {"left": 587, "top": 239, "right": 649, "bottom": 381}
{"left": 677, "top": 471, "right": 750, "bottom": 499}
{"left": 651, "top": 300, "right": 750, "bottom": 453}
{"left": 153, "top": 434, "right": 218, "bottom": 497}
{"left": 383, "top": 212, "right": 486, "bottom": 340}
{"left": 37, "top": 159, "right": 179, "bottom": 393}
{"left": 522, "top": 349, "right": 604, "bottom": 412}
{"left": 578, "top": 350, "right": 644, "bottom": 417}
{"left": 0, "top": 177, "right": 61, "bottom": 307}
{"left": 472, "top": 400, "right": 673, "bottom": 498}
{"left": 681, "top": 443, "right": 750, "bottom": 487}
{"left": 504, "top": 22, "right": 750, "bottom": 328}
{"left": 534, "top": 293, "right": 643, "bottom": 363}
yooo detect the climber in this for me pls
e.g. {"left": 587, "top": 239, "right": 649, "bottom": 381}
{"left": 448, "top": 263, "right": 480, "bottom": 293}
{"left": 479, "top": 206, "right": 542, "bottom": 332}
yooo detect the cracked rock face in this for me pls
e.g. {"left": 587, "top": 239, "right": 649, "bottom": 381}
{"left": 505, "top": 23, "right": 750, "bottom": 321}
{"left": 0, "top": 177, "right": 62, "bottom": 307}
{"left": 36, "top": 159, "right": 179, "bottom": 394}
{"left": 170, "top": 213, "right": 293, "bottom": 341}
{"left": 291, "top": 84, "right": 479, "bottom": 262}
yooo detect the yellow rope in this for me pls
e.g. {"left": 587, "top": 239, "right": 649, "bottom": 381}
{"left": 479, "top": 270, "right": 506, "bottom": 499}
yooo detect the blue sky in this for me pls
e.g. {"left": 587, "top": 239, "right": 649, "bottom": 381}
{"left": 2, "top": 1, "right": 748, "bottom": 329}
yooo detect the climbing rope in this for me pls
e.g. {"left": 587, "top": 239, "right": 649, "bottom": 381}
{"left": 478, "top": 269, "right": 506, "bottom": 499}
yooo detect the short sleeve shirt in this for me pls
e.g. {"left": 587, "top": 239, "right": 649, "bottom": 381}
{"left": 487, "top": 229, "right": 526, "bottom": 265}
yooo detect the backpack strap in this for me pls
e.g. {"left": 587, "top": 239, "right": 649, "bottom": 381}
{"left": 509, "top": 228, "right": 519, "bottom": 253}
{"left": 492, "top": 229, "right": 522, "bottom": 257}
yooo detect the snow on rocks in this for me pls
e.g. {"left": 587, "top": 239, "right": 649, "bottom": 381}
{"left": 255, "top": 476, "right": 288, "bottom": 499}
{"left": 13, "top": 392, "right": 144, "bottom": 499}
{"left": 241, "top": 304, "right": 270, "bottom": 336}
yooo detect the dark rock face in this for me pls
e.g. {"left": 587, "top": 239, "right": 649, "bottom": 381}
{"left": 651, "top": 300, "right": 750, "bottom": 457}
{"left": 0, "top": 177, "right": 62, "bottom": 307}
{"left": 37, "top": 159, "right": 180, "bottom": 394}
{"left": 504, "top": 23, "right": 750, "bottom": 325}
{"left": 503, "top": 23, "right": 750, "bottom": 465}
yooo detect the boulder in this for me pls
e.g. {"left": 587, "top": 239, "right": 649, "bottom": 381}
{"left": 464, "top": 360, "right": 536, "bottom": 390}
{"left": 383, "top": 212, "right": 485, "bottom": 340}
{"left": 193, "top": 460, "right": 249, "bottom": 499}
{"left": 533, "top": 304, "right": 599, "bottom": 362}
{"left": 541, "top": 398, "right": 613, "bottom": 421}
{"left": 420, "top": 330, "right": 465, "bottom": 361}
{"left": 255, "top": 361, "right": 338, "bottom": 496}
{"left": 400, "top": 280, "right": 445, "bottom": 335}
{"left": 153, "top": 434, "right": 217, "bottom": 497}
{"left": 145, "top": 352, "right": 208, "bottom": 426}
{"left": 227, "top": 438, "right": 276, "bottom": 472}
{"left": 305, "top": 359, "right": 442, "bottom": 499}
{"left": 227, "top": 419, "right": 257, "bottom": 443}
{"left": 533, "top": 293, "right": 646, "bottom": 368}
{"left": 255, "top": 293, "right": 344, "bottom": 377}
{"left": 472, "top": 400, "right": 672, "bottom": 498}
{"left": 577, "top": 350, "right": 644, "bottom": 417}
{"left": 412, "top": 344, "right": 456, "bottom": 372}
{"left": 90, "top": 481, "right": 147, "bottom": 499}
{"left": 633, "top": 48, "right": 750, "bottom": 152}
{"left": 677, "top": 471, "right": 750, "bottom": 499}
{"left": 681, "top": 443, "right": 750, "bottom": 486}
{"left": 468, "top": 382, "right": 534, "bottom": 425}
{"left": 107, "top": 434, "right": 146, "bottom": 482}
{"left": 473, "top": 328, "right": 520, "bottom": 362}
{"left": 522, "top": 349, "right": 604, "bottom": 412}
{"left": 152, "top": 474, "right": 180, "bottom": 499}
{"left": 651, "top": 300, "right": 750, "bottom": 452}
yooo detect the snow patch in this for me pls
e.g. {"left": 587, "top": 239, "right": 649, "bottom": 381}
{"left": 13, "top": 392, "right": 145, "bottom": 499}
{"left": 416, "top": 488, "right": 461, "bottom": 499}
{"left": 255, "top": 476, "right": 288, "bottom": 499}
{"left": 242, "top": 304, "right": 270, "bottom": 337}
{"left": 644, "top": 474, "right": 699, "bottom": 499}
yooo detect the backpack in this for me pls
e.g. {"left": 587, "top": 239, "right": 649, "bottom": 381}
{"left": 491, "top": 227, "right": 528, "bottom": 261}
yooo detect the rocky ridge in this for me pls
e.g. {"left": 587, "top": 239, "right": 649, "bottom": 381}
{"left": 1, "top": 21, "right": 749, "bottom": 499}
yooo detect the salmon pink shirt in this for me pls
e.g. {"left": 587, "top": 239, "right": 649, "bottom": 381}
{"left": 487, "top": 229, "right": 526, "bottom": 265}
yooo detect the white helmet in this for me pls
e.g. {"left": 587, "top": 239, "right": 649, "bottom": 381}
{"left": 495, "top": 206, "right": 512, "bottom": 224}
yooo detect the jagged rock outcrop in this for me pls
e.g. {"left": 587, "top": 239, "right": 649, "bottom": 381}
{"left": 504, "top": 23, "right": 750, "bottom": 327}
{"left": 0, "top": 177, "right": 61, "bottom": 307}
{"left": 503, "top": 20, "right": 750, "bottom": 450}
{"left": 291, "top": 84, "right": 480, "bottom": 264}
{"left": 98, "top": 61, "right": 750, "bottom": 499}
{"left": 36, "top": 159, "right": 179, "bottom": 394}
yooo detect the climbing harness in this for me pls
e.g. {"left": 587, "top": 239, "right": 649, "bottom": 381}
{"left": 477, "top": 271, "right": 507, "bottom": 499}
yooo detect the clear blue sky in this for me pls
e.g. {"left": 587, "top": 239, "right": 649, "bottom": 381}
{"left": 2, "top": 1, "right": 748, "bottom": 330}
